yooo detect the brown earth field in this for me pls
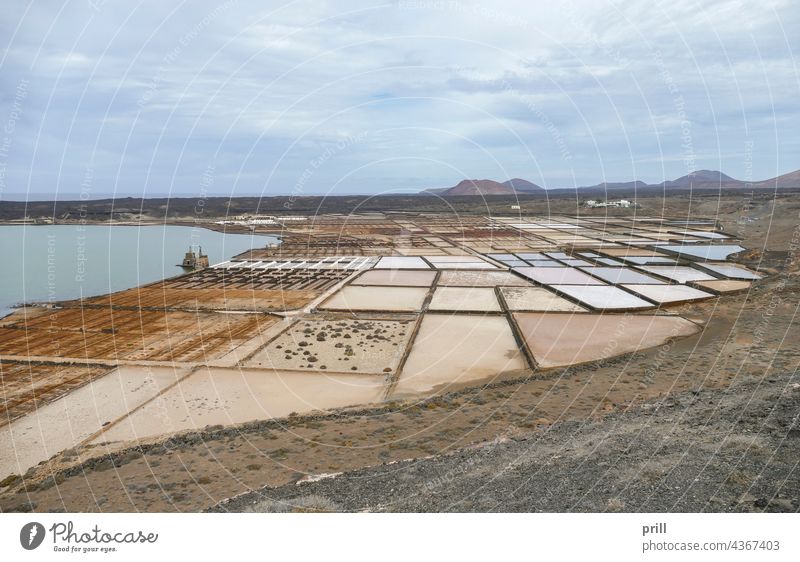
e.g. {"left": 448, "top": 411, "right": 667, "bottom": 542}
{"left": 0, "top": 192, "right": 798, "bottom": 513}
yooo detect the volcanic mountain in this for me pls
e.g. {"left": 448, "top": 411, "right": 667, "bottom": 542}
{"left": 419, "top": 168, "right": 800, "bottom": 196}
{"left": 424, "top": 178, "right": 544, "bottom": 196}
{"left": 661, "top": 170, "right": 742, "bottom": 188}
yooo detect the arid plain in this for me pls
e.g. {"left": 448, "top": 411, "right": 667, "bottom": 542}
{"left": 1, "top": 190, "right": 798, "bottom": 513}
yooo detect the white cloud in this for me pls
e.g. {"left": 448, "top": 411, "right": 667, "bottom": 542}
{"left": 0, "top": 0, "right": 797, "bottom": 196}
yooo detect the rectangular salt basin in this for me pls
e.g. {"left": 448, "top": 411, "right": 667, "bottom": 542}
{"left": 550, "top": 285, "right": 654, "bottom": 310}
{"left": 514, "top": 266, "right": 607, "bottom": 285}
{"left": 668, "top": 230, "right": 731, "bottom": 239}
{"left": 524, "top": 259, "right": 564, "bottom": 267}
{"left": 599, "top": 248, "right": 666, "bottom": 257}
{"left": 513, "top": 313, "right": 699, "bottom": 369}
{"left": 638, "top": 265, "right": 717, "bottom": 283}
{"left": 557, "top": 258, "right": 593, "bottom": 267}
{"left": 516, "top": 252, "right": 548, "bottom": 260}
{"left": 621, "top": 284, "right": 714, "bottom": 304}
{"left": 351, "top": 269, "right": 436, "bottom": 287}
{"left": 545, "top": 252, "right": 572, "bottom": 259}
{"left": 375, "top": 256, "right": 431, "bottom": 269}
{"left": 392, "top": 314, "right": 527, "bottom": 396}
{"left": 428, "top": 287, "right": 501, "bottom": 312}
{"left": 430, "top": 261, "right": 498, "bottom": 270}
{"left": 579, "top": 266, "right": 665, "bottom": 284}
{"left": 0, "top": 365, "right": 186, "bottom": 478}
{"left": 695, "top": 262, "right": 763, "bottom": 280}
{"left": 620, "top": 256, "right": 676, "bottom": 265}
{"left": 93, "top": 368, "right": 387, "bottom": 443}
{"left": 657, "top": 244, "right": 745, "bottom": 261}
{"left": 319, "top": 285, "right": 428, "bottom": 311}
{"left": 245, "top": 318, "right": 415, "bottom": 374}
{"left": 424, "top": 255, "right": 486, "bottom": 263}
{"left": 499, "top": 286, "right": 586, "bottom": 312}
{"left": 691, "top": 279, "right": 752, "bottom": 294}
{"left": 437, "top": 270, "right": 531, "bottom": 287}
{"left": 595, "top": 257, "right": 624, "bottom": 266}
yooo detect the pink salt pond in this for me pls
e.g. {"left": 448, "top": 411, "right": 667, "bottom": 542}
{"left": 513, "top": 313, "right": 700, "bottom": 369}
{"left": 392, "top": 314, "right": 527, "bottom": 395}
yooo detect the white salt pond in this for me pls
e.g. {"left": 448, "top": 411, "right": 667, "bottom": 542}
{"left": 375, "top": 256, "right": 430, "bottom": 269}
{"left": 621, "top": 284, "right": 715, "bottom": 304}
{"left": 579, "top": 266, "right": 666, "bottom": 284}
{"left": 514, "top": 267, "right": 607, "bottom": 285}
{"left": 657, "top": 244, "right": 745, "bottom": 261}
{"left": 695, "top": 262, "right": 763, "bottom": 280}
{"left": 638, "top": 265, "right": 717, "bottom": 283}
{"left": 550, "top": 285, "right": 655, "bottom": 310}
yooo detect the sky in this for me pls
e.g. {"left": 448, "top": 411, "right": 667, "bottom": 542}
{"left": 0, "top": 0, "right": 798, "bottom": 199}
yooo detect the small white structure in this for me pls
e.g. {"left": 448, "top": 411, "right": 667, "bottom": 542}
{"left": 585, "top": 199, "right": 634, "bottom": 209}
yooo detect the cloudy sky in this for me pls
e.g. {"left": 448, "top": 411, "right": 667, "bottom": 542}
{"left": 1, "top": 0, "right": 798, "bottom": 198}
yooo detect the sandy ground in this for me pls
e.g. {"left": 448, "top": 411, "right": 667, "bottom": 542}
{"left": 245, "top": 318, "right": 415, "bottom": 374}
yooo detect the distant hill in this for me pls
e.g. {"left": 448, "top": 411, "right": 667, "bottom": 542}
{"left": 501, "top": 178, "right": 544, "bottom": 193}
{"left": 753, "top": 169, "right": 800, "bottom": 189}
{"left": 419, "top": 169, "right": 800, "bottom": 196}
{"left": 423, "top": 178, "right": 543, "bottom": 196}
{"left": 661, "top": 170, "right": 743, "bottom": 189}
{"left": 423, "top": 179, "right": 512, "bottom": 196}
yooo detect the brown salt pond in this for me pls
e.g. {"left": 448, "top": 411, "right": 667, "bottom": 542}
{"left": 427, "top": 287, "right": 501, "bottom": 312}
{"left": 350, "top": 269, "right": 436, "bottom": 287}
{"left": 319, "top": 285, "right": 428, "bottom": 312}
{"left": 513, "top": 312, "right": 700, "bottom": 369}
{"left": 499, "top": 286, "right": 587, "bottom": 312}
{"left": 92, "top": 367, "right": 388, "bottom": 444}
{"left": 0, "top": 365, "right": 188, "bottom": 478}
{"left": 392, "top": 314, "right": 527, "bottom": 396}
{"left": 245, "top": 318, "right": 415, "bottom": 374}
{"left": 437, "top": 270, "right": 530, "bottom": 287}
